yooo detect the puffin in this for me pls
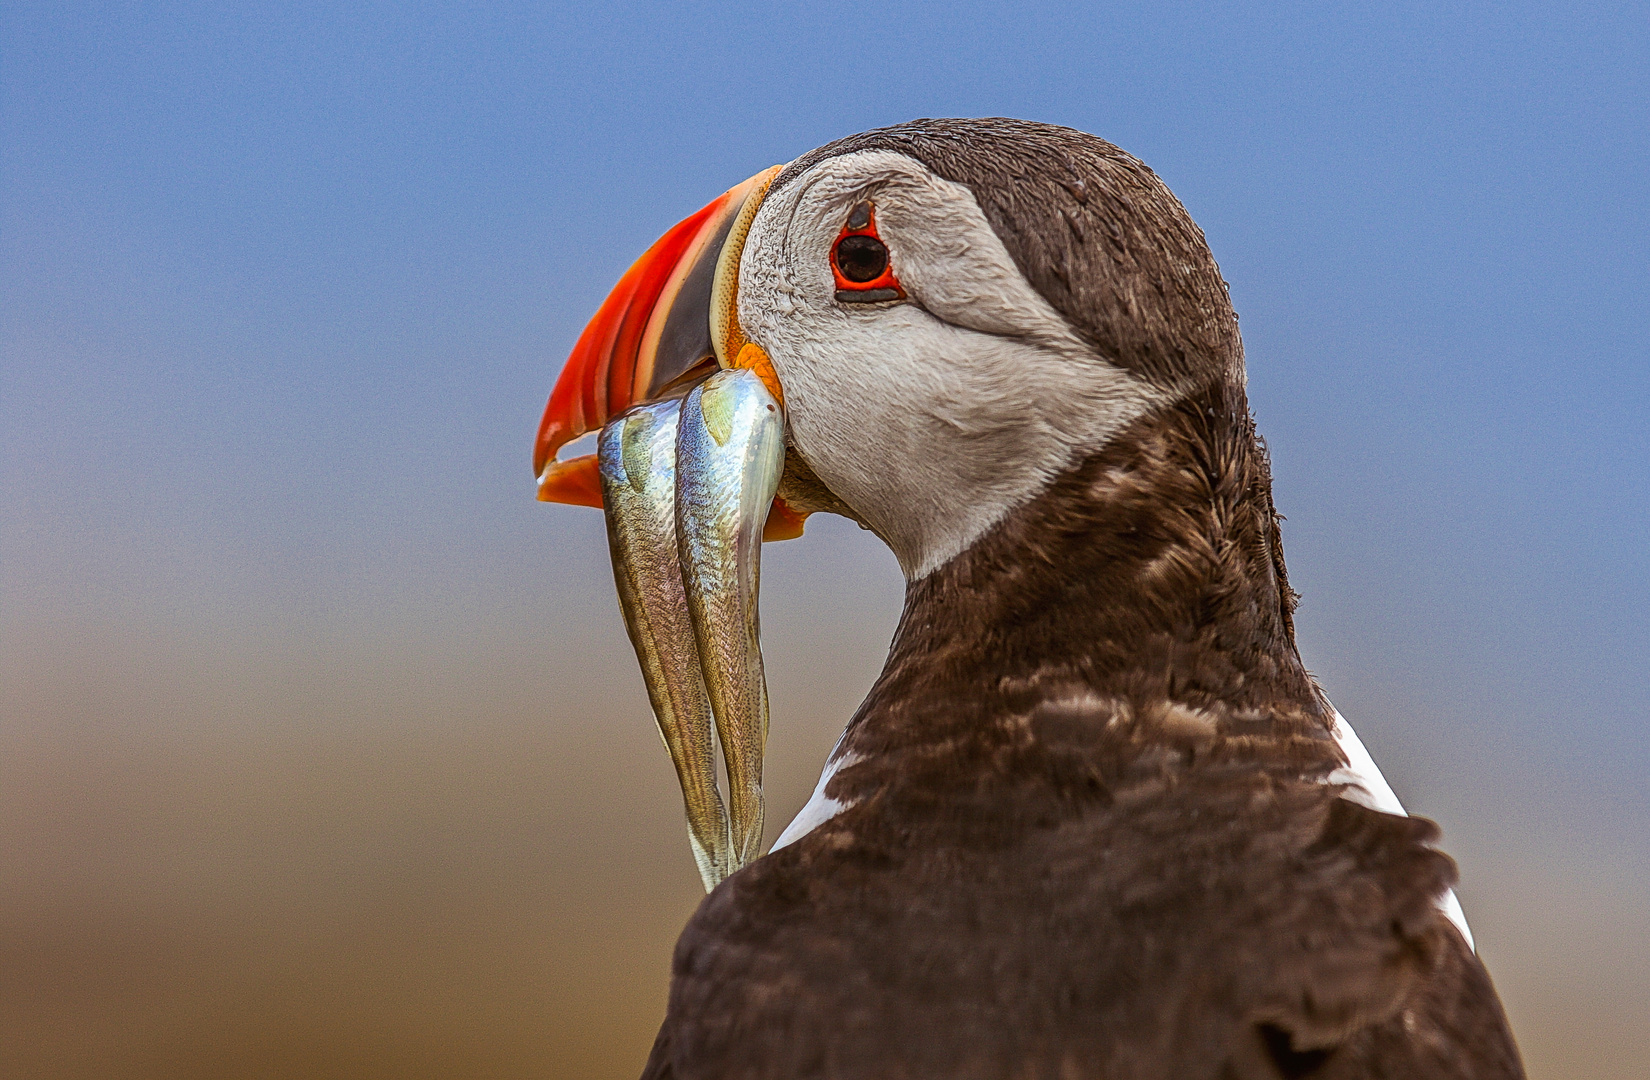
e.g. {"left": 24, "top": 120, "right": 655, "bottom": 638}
{"left": 533, "top": 118, "right": 1525, "bottom": 1079}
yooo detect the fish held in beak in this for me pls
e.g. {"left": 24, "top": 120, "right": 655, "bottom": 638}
{"left": 595, "top": 369, "right": 784, "bottom": 888}
{"left": 598, "top": 401, "right": 731, "bottom": 891}
{"left": 676, "top": 368, "right": 785, "bottom": 871}
{"left": 540, "top": 167, "right": 794, "bottom": 887}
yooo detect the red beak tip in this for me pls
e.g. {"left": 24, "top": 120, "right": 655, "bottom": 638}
{"left": 536, "top": 454, "right": 604, "bottom": 508}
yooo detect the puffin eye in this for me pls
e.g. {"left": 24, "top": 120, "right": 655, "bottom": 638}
{"left": 830, "top": 201, "right": 906, "bottom": 304}
{"left": 834, "top": 234, "right": 889, "bottom": 283}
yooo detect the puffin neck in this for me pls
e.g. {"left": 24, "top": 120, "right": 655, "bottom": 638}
{"left": 833, "top": 377, "right": 1334, "bottom": 803}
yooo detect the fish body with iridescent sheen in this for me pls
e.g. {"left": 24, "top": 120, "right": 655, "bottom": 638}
{"left": 676, "top": 369, "right": 786, "bottom": 871}
{"left": 598, "top": 401, "right": 731, "bottom": 891}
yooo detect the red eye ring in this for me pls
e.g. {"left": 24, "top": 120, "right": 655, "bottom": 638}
{"left": 831, "top": 202, "right": 905, "bottom": 302}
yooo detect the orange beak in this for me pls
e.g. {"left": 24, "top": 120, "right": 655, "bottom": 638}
{"left": 532, "top": 166, "right": 805, "bottom": 539}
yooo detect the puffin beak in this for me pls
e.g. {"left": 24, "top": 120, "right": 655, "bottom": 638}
{"left": 537, "top": 166, "right": 798, "bottom": 890}
{"left": 534, "top": 167, "right": 791, "bottom": 512}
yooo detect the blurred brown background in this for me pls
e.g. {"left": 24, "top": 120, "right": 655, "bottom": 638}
{"left": 2, "top": 524, "right": 914, "bottom": 1079}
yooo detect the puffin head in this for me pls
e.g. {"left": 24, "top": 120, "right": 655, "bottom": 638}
{"left": 535, "top": 119, "right": 1255, "bottom": 886}
{"left": 537, "top": 117, "right": 1242, "bottom": 578}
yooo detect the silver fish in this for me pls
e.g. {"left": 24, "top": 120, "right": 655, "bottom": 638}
{"left": 598, "top": 400, "right": 731, "bottom": 891}
{"left": 675, "top": 368, "right": 785, "bottom": 872}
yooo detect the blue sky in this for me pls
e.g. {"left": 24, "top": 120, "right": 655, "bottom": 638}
{"left": 3, "top": 3, "right": 1647, "bottom": 1076}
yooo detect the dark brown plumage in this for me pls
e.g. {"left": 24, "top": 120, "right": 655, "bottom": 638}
{"left": 644, "top": 120, "right": 1523, "bottom": 1079}
{"left": 777, "top": 118, "right": 1242, "bottom": 388}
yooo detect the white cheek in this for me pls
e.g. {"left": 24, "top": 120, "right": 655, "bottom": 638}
{"left": 740, "top": 151, "right": 1169, "bottom": 580}
{"left": 774, "top": 315, "right": 1054, "bottom": 570}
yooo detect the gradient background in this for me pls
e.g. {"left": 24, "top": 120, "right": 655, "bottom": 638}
{"left": 4, "top": 3, "right": 1647, "bottom": 1077}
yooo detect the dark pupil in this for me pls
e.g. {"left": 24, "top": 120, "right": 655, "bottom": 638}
{"left": 834, "top": 234, "right": 889, "bottom": 283}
